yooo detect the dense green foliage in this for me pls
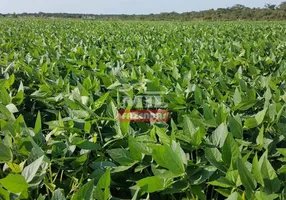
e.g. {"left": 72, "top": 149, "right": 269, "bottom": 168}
{"left": 2, "top": 2, "right": 286, "bottom": 21}
{"left": 0, "top": 19, "right": 286, "bottom": 199}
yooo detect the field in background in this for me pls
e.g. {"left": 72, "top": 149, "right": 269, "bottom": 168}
{"left": 0, "top": 19, "right": 286, "bottom": 199}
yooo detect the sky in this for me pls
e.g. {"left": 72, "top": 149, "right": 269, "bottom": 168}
{"left": 0, "top": 0, "right": 284, "bottom": 14}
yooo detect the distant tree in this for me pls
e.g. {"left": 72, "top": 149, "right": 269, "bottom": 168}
{"left": 12, "top": 12, "right": 17, "bottom": 18}
{"left": 5, "top": 3, "right": 286, "bottom": 21}
{"left": 38, "top": 12, "right": 44, "bottom": 18}
{"left": 279, "top": 1, "right": 286, "bottom": 10}
{"left": 231, "top": 4, "right": 247, "bottom": 10}
{"left": 265, "top": 3, "right": 276, "bottom": 10}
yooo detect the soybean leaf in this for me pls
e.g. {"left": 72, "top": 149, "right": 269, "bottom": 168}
{"left": 51, "top": 189, "right": 66, "bottom": 200}
{"left": 151, "top": 142, "right": 185, "bottom": 176}
{"left": 0, "top": 143, "right": 13, "bottom": 163}
{"left": 210, "top": 123, "right": 228, "bottom": 148}
{"left": 252, "top": 153, "right": 264, "bottom": 187}
{"left": 205, "top": 148, "right": 227, "bottom": 173}
{"left": 72, "top": 180, "right": 94, "bottom": 200}
{"left": 93, "top": 92, "right": 110, "bottom": 111}
{"left": 0, "top": 174, "right": 29, "bottom": 194}
{"left": 228, "top": 115, "right": 243, "bottom": 139}
{"left": 259, "top": 152, "right": 281, "bottom": 193}
{"left": 107, "top": 148, "right": 135, "bottom": 166}
{"left": 237, "top": 159, "right": 256, "bottom": 191}
{"left": 222, "top": 133, "right": 240, "bottom": 167}
{"left": 136, "top": 176, "right": 165, "bottom": 193}
{"left": 22, "top": 155, "right": 44, "bottom": 183}
{"left": 95, "top": 169, "right": 111, "bottom": 200}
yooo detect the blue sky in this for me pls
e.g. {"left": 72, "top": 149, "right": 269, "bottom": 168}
{"left": 0, "top": 0, "right": 284, "bottom": 14}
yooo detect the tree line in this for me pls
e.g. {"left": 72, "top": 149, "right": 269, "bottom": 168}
{"left": 1, "top": 2, "right": 286, "bottom": 21}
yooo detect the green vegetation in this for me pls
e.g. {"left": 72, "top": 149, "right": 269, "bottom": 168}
{"left": 2, "top": 2, "right": 286, "bottom": 21}
{"left": 0, "top": 19, "right": 286, "bottom": 199}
